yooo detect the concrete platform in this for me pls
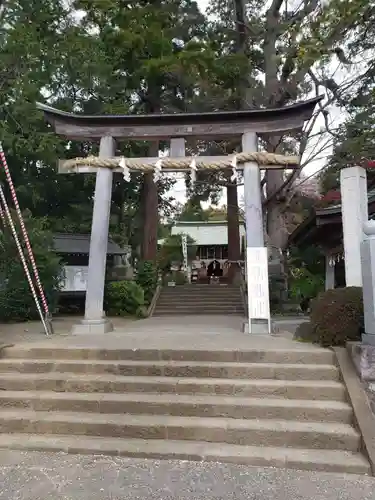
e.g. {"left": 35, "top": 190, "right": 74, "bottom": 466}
{"left": 0, "top": 315, "right": 313, "bottom": 352}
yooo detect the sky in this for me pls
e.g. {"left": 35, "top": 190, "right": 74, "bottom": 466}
{"left": 198, "top": 0, "right": 209, "bottom": 11}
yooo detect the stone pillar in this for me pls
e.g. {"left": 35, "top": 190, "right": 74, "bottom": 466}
{"left": 72, "top": 136, "right": 115, "bottom": 335}
{"left": 325, "top": 254, "right": 335, "bottom": 290}
{"left": 340, "top": 167, "right": 368, "bottom": 287}
{"left": 361, "top": 222, "right": 375, "bottom": 345}
{"left": 242, "top": 131, "right": 270, "bottom": 334}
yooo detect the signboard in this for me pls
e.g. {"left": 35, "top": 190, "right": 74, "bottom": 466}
{"left": 246, "top": 247, "right": 270, "bottom": 330}
{"left": 61, "top": 266, "right": 88, "bottom": 292}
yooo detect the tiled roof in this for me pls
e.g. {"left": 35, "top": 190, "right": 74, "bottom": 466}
{"left": 53, "top": 233, "right": 127, "bottom": 255}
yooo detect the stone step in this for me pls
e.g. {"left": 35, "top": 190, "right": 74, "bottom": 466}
{"left": 0, "top": 391, "right": 352, "bottom": 422}
{"left": 156, "top": 299, "right": 242, "bottom": 305}
{"left": 0, "top": 373, "right": 347, "bottom": 399}
{"left": 0, "top": 359, "right": 340, "bottom": 380}
{"left": 153, "top": 308, "right": 243, "bottom": 313}
{"left": 0, "top": 410, "right": 361, "bottom": 450}
{"left": 161, "top": 285, "right": 238, "bottom": 290}
{"left": 1, "top": 346, "right": 336, "bottom": 364}
{"left": 158, "top": 294, "right": 242, "bottom": 299}
{"left": 158, "top": 293, "right": 242, "bottom": 300}
{"left": 153, "top": 310, "right": 244, "bottom": 316}
{"left": 154, "top": 304, "right": 244, "bottom": 311}
{"left": 0, "top": 434, "right": 369, "bottom": 475}
{"left": 161, "top": 288, "right": 239, "bottom": 292}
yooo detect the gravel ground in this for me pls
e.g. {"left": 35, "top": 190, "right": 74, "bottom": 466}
{"left": 0, "top": 450, "right": 374, "bottom": 500}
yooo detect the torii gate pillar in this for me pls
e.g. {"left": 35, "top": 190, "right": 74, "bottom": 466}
{"left": 242, "top": 132, "right": 270, "bottom": 334}
{"left": 72, "top": 136, "right": 116, "bottom": 335}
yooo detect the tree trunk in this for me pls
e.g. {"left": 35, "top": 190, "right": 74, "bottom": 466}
{"left": 226, "top": 181, "right": 241, "bottom": 283}
{"left": 266, "top": 169, "right": 289, "bottom": 301}
{"left": 266, "top": 170, "right": 289, "bottom": 255}
{"left": 141, "top": 141, "right": 159, "bottom": 262}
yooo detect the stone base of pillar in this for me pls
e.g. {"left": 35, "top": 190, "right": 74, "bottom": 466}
{"left": 362, "top": 334, "right": 375, "bottom": 346}
{"left": 71, "top": 318, "right": 114, "bottom": 335}
{"left": 347, "top": 341, "right": 375, "bottom": 380}
{"left": 241, "top": 319, "right": 270, "bottom": 334}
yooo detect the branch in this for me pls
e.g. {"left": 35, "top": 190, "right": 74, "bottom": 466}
{"left": 263, "top": 91, "right": 334, "bottom": 208}
{"left": 307, "top": 69, "right": 340, "bottom": 140}
{"left": 278, "top": 4, "right": 360, "bottom": 105}
{"left": 269, "top": 0, "right": 284, "bottom": 15}
{"left": 280, "top": 0, "right": 319, "bottom": 82}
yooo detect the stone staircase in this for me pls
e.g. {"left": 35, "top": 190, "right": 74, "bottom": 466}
{"left": 0, "top": 343, "right": 370, "bottom": 474}
{"left": 153, "top": 284, "right": 245, "bottom": 316}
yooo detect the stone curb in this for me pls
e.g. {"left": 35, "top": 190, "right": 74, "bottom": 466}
{"left": 334, "top": 347, "right": 375, "bottom": 476}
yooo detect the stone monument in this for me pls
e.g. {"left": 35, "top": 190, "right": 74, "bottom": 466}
{"left": 340, "top": 165, "right": 375, "bottom": 379}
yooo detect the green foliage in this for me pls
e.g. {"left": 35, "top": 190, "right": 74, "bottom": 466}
{"left": 158, "top": 234, "right": 197, "bottom": 272}
{"left": 105, "top": 280, "right": 145, "bottom": 317}
{"left": 177, "top": 201, "right": 210, "bottom": 222}
{"left": 289, "top": 268, "right": 324, "bottom": 301}
{"left": 309, "top": 287, "right": 364, "bottom": 347}
{"left": 0, "top": 214, "right": 62, "bottom": 322}
{"left": 288, "top": 246, "right": 325, "bottom": 301}
{"left": 135, "top": 305, "right": 148, "bottom": 319}
{"left": 163, "top": 271, "right": 187, "bottom": 286}
{"left": 136, "top": 260, "right": 158, "bottom": 305}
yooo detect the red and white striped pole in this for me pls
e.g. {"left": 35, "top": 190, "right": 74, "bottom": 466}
{"left": 0, "top": 143, "right": 51, "bottom": 324}
{"left": 0, "top": 182, "right": 49, "bottom": 334}
{"left": 0, "top": 199, "right": 6, "bottom": 226}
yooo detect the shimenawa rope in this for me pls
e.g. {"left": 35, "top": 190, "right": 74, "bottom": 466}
{"left": 63, "top": 151, "right": 300, "bottom": 172}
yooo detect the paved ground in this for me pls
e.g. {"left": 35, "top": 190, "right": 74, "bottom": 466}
{"left": 0, "top": 315, "right": 309, "bottom": 351}
{"left": 0, "top": 450, "right": 374, "bottom": 500}
{"left": 2, "top": 314, "right": 353, "bottom": 500}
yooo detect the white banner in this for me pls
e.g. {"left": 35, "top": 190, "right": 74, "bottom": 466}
{"left": 246, "top": 247, "right": 270, "bottom": 325}
{"left": 181, "top": 235, "right": 188, "bottom": 268}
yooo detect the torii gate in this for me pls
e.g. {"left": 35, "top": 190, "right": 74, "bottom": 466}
{"left": 37, "top": 97, "right": 321, "bottom": 335}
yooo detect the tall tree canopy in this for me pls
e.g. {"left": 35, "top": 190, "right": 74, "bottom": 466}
{"left": 205, "top": 0, "right": 374, "bottom": 256}
{"left": 0, "top": 0, "right": 374, "bottom": 264}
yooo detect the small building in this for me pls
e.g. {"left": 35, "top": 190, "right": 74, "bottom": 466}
{"left": 168, "top": 220, "right": 246, "bottom": 278}
{"left": 288, "top": 189, "right": 375, "bottom": 290}
{"left": 53, "top": 233, "right": 129, "bottom": 295}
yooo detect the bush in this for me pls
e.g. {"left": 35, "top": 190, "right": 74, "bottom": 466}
{"left": 293, "top": 321, "right": 316, "bottom": 342}
{"left": 0, "top": 215, "right": 62, "bottom": 322}
{"left": 309, "top": 287, "right": 363, "bottom": 347}
{"left": 105, "top": 280, "right": 145, "bottom": 317}
{"left": 136, "top": 260, "right": 157, "bottom": 305}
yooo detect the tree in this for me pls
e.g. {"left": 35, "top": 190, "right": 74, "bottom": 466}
{"left": 0, "top": 213, "right": 62, "bottom": 321}
{"left": 207, "top": 0, "right": 374, "bottom": 265}
{"left": 177, "top": 200, "right": 209, "bottom": 221}
{"left": 158, "top": 233, "right": 197, "bottom": 271}
{"left": 319, "top": 72, "right": 375, "bottom": 194}
{"left": 74, "top": 0, "right": 209, "bottom": 261}
{"left": 0, "top": 0, "right": 110, "bottom": 239}
{"left": 0, "top": 0, "right": 183, "bottom": 258}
